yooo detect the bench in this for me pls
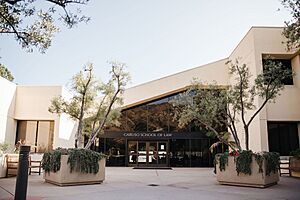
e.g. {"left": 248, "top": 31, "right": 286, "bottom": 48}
{"left": 6, "top": 153, "right": 43, "bottom": 177}
{"left": 279, "top": 156, "right": 291, "bottom": 176}
{"left": 6, "top": 154, "right": 19, "bottom": 177}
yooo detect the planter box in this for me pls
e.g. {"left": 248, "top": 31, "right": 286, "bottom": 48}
{"left": 290, "top": 157, "right": 300, "bottom": 178}
{"left": 216, "top": 156, "right": 279, "bottom": 188}
{"left": 0, "top": 155, "right": 7, "bottom": 178}
{"left": 44, "top": 155, "right": 106, "bottom": 186}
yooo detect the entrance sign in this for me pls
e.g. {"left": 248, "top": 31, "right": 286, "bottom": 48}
{"left": 123, "top": 132, "right": 173, "bottom": 138}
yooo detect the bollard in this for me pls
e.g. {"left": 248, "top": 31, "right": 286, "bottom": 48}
{"left": 14, "top": 145, "right": 31, "bottom": 200}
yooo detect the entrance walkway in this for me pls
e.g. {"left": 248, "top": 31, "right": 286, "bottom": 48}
{"left": 0, "top": 168, "right": 299, "bottom": 200}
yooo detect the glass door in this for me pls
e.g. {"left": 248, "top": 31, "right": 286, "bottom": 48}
{"left": 157, "top": 142, "right": 167, "bottom": 166}
{"left": 128, "top": 140, "right": 169, "bottom": 167}
{"left": 137, "top": 142, "right": 147, "bottom": 166}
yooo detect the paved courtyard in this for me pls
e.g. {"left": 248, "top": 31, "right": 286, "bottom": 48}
{"left": 0, "top": 167, "right": 299, "bottom": 200}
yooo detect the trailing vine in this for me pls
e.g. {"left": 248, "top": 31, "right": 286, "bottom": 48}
{"left": 254, "top": 153, "right": 264, "bottom": 173}
{"left": 215, "top": 153, "right": 229, "bottom": 172}
{"left": 42, "top": 149, "right": 63, "bottom": 173}
{"left": 67, "top": 148, "right": 106, "bottom": 174}
{"left": 215, "top": 150, "right": 280, "bottom": 177}
{"left": 263, "top": 152, "right": 280, "bottom": 176}
{"left": 290, "top": 148, "right": 300, "bottom": 158}
{"left": 236, "top": 150, "right": 252, "bottom": 175}
{"left": 42, "top": 148, "right": 106, "bottom": 174}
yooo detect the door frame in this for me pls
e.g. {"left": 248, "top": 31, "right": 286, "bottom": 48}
{"left": 127, "top": 140, "right": 169, "bottom": 167}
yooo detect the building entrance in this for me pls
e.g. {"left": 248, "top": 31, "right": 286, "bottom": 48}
{"left": 128, "top": 140, "right": 169, "bottom": 167}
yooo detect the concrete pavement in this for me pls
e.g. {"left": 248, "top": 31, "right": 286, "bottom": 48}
{"left": 0, "top": 167, "right": 299, "bottom": 200}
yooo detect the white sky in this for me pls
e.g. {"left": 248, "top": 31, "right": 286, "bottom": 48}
{"left": 0, "top": 0, "right": 292, "bottom": 88}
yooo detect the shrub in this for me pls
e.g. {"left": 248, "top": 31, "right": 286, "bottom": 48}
{"left": 42, "top": 148, "right": 106, "bottom": 174}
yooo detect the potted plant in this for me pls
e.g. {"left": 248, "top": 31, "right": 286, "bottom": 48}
{"left": 290, "top": 148, "right": 300, "bottom": 178}
{"left": 215, "top": 151, "right": 279, "bottom": 187}
{"left": 44, "top": 62, "right": 129, "bottom": 186}
{"left": 42, "top": 148, "right": 106, "bottom": 186}
{"left": 173, "top": 59, "right": 293, "bottom": 187}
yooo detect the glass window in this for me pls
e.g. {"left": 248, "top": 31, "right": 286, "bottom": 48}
{"left": 16, "top": 120, "right": 54, "bottom": 153}
{"left": 263, "top": 59, "right": 293, "bottom": 85}
{"left": 148, "top": 97, "right": 169, "bottom": 132}
{"left": 170, "top": 139, "right": 190, "bottom": 167}
{"left": 105, "top": 138, "right": 125, "bottom": 166}
{"left": 126, "top": 105, "right": 148, "bottom": 131}
{"left": 190, "top": 139, "right": 211, "bottom": 167}
{"left": 268, "top": 122, "right": 299, "bottom": 156}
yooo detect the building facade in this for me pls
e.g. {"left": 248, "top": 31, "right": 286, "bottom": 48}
{"left": 0, "top": 27, "right": 299, "bottom": 168}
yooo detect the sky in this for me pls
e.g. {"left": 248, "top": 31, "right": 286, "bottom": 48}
{"left": 0, "top": 0, "right": 292, "bottom": 88}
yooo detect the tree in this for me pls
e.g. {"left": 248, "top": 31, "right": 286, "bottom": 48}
{"left": 0, "top": 0, "right": 90, "bottom": 53}
{"left": 280, "top": 0, "right": 300, "bottom": 50}
{"left": 84, "top": 61, "right": 130, "bottom": 149}
{"left": 174, "top": 59, "right": 293, "bottom": 151}
{"left": 0, "top": 63, "right": 14, "bottom": 81}
{"left": 49, "top": 63, "right": 97, "bottom": 148}
{"left": 49, "top": 61, "right": 130, "bottom": 149}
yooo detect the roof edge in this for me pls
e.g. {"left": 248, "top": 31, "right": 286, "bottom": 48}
{"left": 126, "top": 58, "right": 228, "bottom": 91}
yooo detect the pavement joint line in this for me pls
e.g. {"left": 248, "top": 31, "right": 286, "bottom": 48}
{"left": 0, "top": 184, "right": 14, "bottom": 197}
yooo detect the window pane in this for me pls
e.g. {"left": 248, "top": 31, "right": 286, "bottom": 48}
{"left": 126, "top": 105, "right": 148, "bottom": 131}
{"left": 262, "top": 59, "right": 293, "bottom": 85}
{"left": 37, "top": 121, "right": 53, "bottom": 153}
{"left": 170, "top": 139, "right": 190, "bottom": 167}
{"left": 268, "top": 122, "right": 299, "bottom": 156}
{"left": 148, "top": 97, "right": 169, "bottom": 132}
{"left": 26, "top": 121, "right": 37, "bottom": 152}
{"left": 106, "top": 138, "right": 125, "bottom": 166}
{"left": 16, "top": 120, "right": 54, "bottom": 153}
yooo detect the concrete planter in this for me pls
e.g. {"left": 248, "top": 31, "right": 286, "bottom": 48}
{"left": 290, "top": 157, "right": 300, "bottom": 178}
{"left": 216, "top": 156, "right": 279, "bottom": 188}
{"left": 44, "top": 155, "right": 106, "bottom": 186}
{"left": 0, "top": 155, "right": 7, "bottom": 178}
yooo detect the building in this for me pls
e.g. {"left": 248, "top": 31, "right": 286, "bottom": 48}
{"left": 0, "top": 27, "right": 299, "bottom": 168}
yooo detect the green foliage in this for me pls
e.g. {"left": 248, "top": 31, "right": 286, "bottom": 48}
{"left": 84, "top": 61, "right": 130, "bottom": 149}
{"left": 0, "top": 64, "right": 14, "bottom": 81}
{"left": 0, "top": 142, "right": 11, "bottom": 155}
{"left": 173, "top": 58, "right": 293, "bottom": 151}
{"left": 280, "top": 0, "right": 300, "bottom": 50}
{"left": 0, "top": 0, "right": 90, "bottom": 53}
{"left": 290, "top": 148, "right": 300, "bottom": 157}
{"left": 216, "top": 151, "right": 280, "bottom": 176}
{"left": 49, "top": 63, "right": 98, "bottom": 148}
{"left": 67, "top": 148, "right": 106, "bottom": 174}
{"left": 49, "top": 62, "right": 130, "bottom": 149}
{"left": 42, "top": 148, "right": 106, "bottom": 174}
{"left": 254, "top": 153, "right": 264, "bottom": 173}
{"left": 256, "top": 59, "right": 294, "bottom": 100}
{"left": 236, "top": 150, "right": 253, "bottom": 175}
{"left": 42, "top": 149, "right": 63, "bottom": 173}
{"left": 263, "top": 152, "right": 280, "bottom": 176}
{"left": 215, "top": 153, "right": 229, "bottom": 172}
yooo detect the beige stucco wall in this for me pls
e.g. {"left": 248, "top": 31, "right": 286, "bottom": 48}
{"left": 122, "top": 27, "right": 300, "bottom": 152}
{"left": 224, "top": 27, "right": 300, "bottom": 152}
{"left": 252, "top": 27, "right": 300, "bottom": 151}
{"left": 0, "top": 84, "right": 77, "bottom": 149}
{"left": 228, "top": 27, "right": 261, "bottom": 151}
{"left": 1, "top": 27, "right": 299, "bottom": 153}
{"left": 123, "top": 58, "right": 229, "bottom": 107}
{"left": 0, "top": 77, "right": 17, "bottom": 144}
{"left": 54, "top": 87, "right": 77, "bottom": 149}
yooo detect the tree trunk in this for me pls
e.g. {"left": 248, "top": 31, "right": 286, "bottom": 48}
{"left": 75, "top": 139, "right": 78, "bottom": 148}
{"left": 245, "top": 125, "right": 249, "bottom": 150}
